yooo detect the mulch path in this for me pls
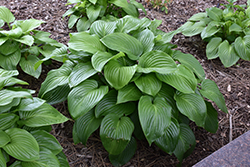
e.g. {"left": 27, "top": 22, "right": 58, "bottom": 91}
{"left": 1, "top": 0, "right": 250, "bottom": 166}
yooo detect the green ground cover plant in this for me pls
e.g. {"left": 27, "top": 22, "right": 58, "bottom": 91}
{"left": 38, "top": 16, "right": 228, "bottom": 166}
{"left": 179, "top": 0, "right": 250, "bottom": 67}
{"left": 0, "top": 6, "right": 65, "bottom": 78}
{"left": 0, "top": 68, "right": 69, "bottom": 166}
{"left": 63, "top": 0, "right": 146, "bottom": 31}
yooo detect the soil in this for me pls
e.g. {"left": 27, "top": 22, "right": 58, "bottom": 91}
{"left": 1, "top": 0, "right": 250, "bottom": 166}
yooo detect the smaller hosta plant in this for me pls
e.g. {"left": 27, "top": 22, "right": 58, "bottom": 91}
{"left": 145, "top": 0, "right": 172, "bottom": 14}
{"left": 63, "top": 0, "right": 146, "bottom": 31}
{"left": 38, "top": 16, "right": 227, "bottom": 166}
{"left": 0, "top": 6, "right": 65, "bottom": 78}
{"left": 0, "top": 68, "right": 69, "bottom": 166}
{"left": 179, "top": 0, "right": 250, "bottom": 67}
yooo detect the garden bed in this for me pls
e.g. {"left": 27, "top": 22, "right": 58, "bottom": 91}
{"left": 2, "top": 0, "right": 250, "bottom": 166}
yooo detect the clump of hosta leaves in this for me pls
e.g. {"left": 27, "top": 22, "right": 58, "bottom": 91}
{"left": 0, "top": 68, "right": 69, "bottom": 166}
{"left": 179, "top": 0, "right": 250, "bottom": 67}
{"left": 38, "top": 16, "right": 228, "bottom": 166}
{"left": 0, "top": 6, "right": 65, "bottom": 78}
{"left": 63, "top": 0, "right": 146, "bottom": 31}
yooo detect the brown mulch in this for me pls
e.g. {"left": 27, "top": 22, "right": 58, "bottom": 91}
{"left": 1, "top": 0, "right": 250, "bottom": 166}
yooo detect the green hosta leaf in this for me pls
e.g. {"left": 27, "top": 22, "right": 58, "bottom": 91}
{"left": 86, "top": 5, "right": 101, "bottom": 23}
{"left": 0, "top": 98, "right": 20, "bottom": 114}
{"left": 175, "top": 92, "right": 206, "bottom": 127}
{"left": 95, "top": 90, "right": 135, "bottom": 118}
{"left": 173, "top": 50, "right": 205, "bottom": 80}
{"left": 117, "top": 83, "right": 142, "bottom": 104}
{"left": 134, "top": 73, "right": 162, "bottom": 96}
{"left": 68, "top": 79, "right": 109, "bottom": 119}
{"left": 199, "top": 79, "right": 228, "bottom": 113}
{"left": 69, "top": 62, "right": 97, "bottom": 88}
{"left": 138, "top": 96, "right": 172, "bottom": 145}
{"left": 229, "top": 23, "right": 242, "bottom": 33}
{"left": 204, "top": 101, "right": 218, "bottom": 133}
{"left": 89, "top": 0, "right": 97, "bottom": 4}
{"left": 92, "top": 51, "right": 125, "bottom": 72}
{"left": 206, "top": 7, "right": 223, "bottom": 21}
{"left": 19, "top": 55, "right": 42, "bottom": 79}
{"left": 181, "top": 21, "right": 206, "bottom": 36}
{"left": 0, "top": 40, "right": 19, "bottom": 56}
{"left": 13, "top": 35, "right": 34, "bottom": 46}
{"left": 3, "top": 128, "right": 39, "bottom": 161}
{"left": 109, "top": 0, "right": 138, "bottom": 17}
{"left": 154, "top": 118, "right": 180, "bottom": 154}
{"left": 201, "top": 21, "right": 221, "bottom": 39}
{"left": 0, "top": 89, "right": 32, "bottom": 106}
{"left": 0, "top": 113, "right": 19, "bottom": 131}
{"left": 218, "top": 40, "right": 239, "bottom": 67}
{"left": 68, "top": 14, "right": 79, "bottom": 29}
{"left": 130, "top": 0, "right": 147, "bottom": 15}
{"left": 0, "top": 50, "right": 21, "bottom": 70}
{"left": 0, "top": 37, "right": 8, "bottom": 46}
{"left": 206, "top": 37, "right": 222, "bottom": 59}
{"left": 136, "top": 29, "right": 154, "bottom": 52}
{"left": 34, "top": 31, "right": 64, "bottom": 47}
{"left": 188, "top": 13, "right": 207, "bottom": 21}
{"left": 9, "top": 161, "right": 21, "bottom": 167}
{"left": 137, "top": 50, "right": 177, "bottom": 74}
{"left": 234, "top": 36, "right": 250, "bottom": 61}
{"left": 76, "top": 17, "right": 91, "bottom": 32}
{"left": 73, "top": 109, "right": 102, "bottom": 145}
{"left": 21, "top": 147, "right": 60, "bottom": 167}
{"left": 156, "top": 65, "right": 197, "bottom": 94}
{"left": 0, "top": 130, "right": 10, "bottom": 147}
{"left": 101, "top": 32, "right": 143, "bottom": 60}
{"left": 173, "top": 124, "right": 196, "bottom": 163}
{"left": 104, "top": 60, "right": 137, "bottom": 90}
{"left": 19, "top": 103, "right": 69, "bottom": 127}
{"left": 0, "top": 7, "right": 15, "bottom": 23}
{"left": 0, "top": 149, "right": 6, "bottom": 167}
{"left": 39, "top": 62, "right": 73, "bottom": 103}
{"left": 57, "top": 151, "right": 70, "bottom": 167}
{"left": 109, "top": 137, "right": 137, "bottom": 167}
{"left": 100, "top": 114, "right": 134, "bottom": 155}
{"left": 115, "top": 16, "right": 141, "bottom": 33}
{"left": 31, "top": 130, "right": 63, "bottom": 155}
{"left": 90, "top": 20, "right": 117, "bottom": 38}
{"left": 68, "top": 31, "right": 106, "bottom": 54}
{"left": 0, "top": 27, "right": 23, "bottom": 38}
{"left": 18, "top": 19, "right": 44, "bottom": 33}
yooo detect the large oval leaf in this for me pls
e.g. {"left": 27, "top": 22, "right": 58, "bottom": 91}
{"left": 134, "top": 73, "right": 162, "bottom": 96}
{"left": 95, "top": 90, "right": 135, "bottom": 118}
{"left": 101, "top": 33, "right": 143, "bottom": 60}
{"left": 206, "top": 37, "right": 222, "bottom": 59}
{"left": 234, "top": 36, "right": 250, "bottom": 61}
{"left": 175, "top": 92, "right": 207, "bottom": 127}
{"left": 21, "top": 148, "right": 60, "bottom": 167}
{"left": 138, "top": 96, "right": 172, "bottom": 145}
{"left": 206, "top": 7, "right": 222, "bottom": 21}
{"left": 173, "top": 123, "right": 196, "bottom": 163}
{"left": 18, "top": 97, "right": 45, "bottom": 112}
{"left": 73, "top": 109, "right": 102, "bottom": 145}
{"left": 69, "top": 62, "right": 97, "bottom": 88}
{"left": 68, "top": 31, "right": 106, "bottom": 54}
{"left": 136, "top": 29, "right": 154, "bottom": 52}
{"left": 0, "top": 50, "right": 21, "bottom": 70}
{"left": 0, "top": 113, "right": 19, "bottom": 131}
{"left": 100, "top": 114, "right": 134, "bottom": 155}
{"left": 31, "top": 130, "right": 63, "bottom": 155}
{"left": 0, "top": 6, "right": 15, "bottom": 23}
{"left": 90, "top": 20, "right": 117, "bottom": 38}
{"left": 117, "top": 83, "right": 142, "bottom": 104}
{"left": 181, "top": 21, "right": 206, "bottom": 36}
{"left": 204, "top": 101, "right": 218, "bottom": 133}
{"left": 156, "top": 65, "right": 197, "bottom": 94}
{"left": 104, "top": 60, "right": 137, "bottom": 90}
{"left": 201, "top": 21, "right": 221, "bottom": 39}
{"left": 173, "top": 50, "right": 205, "bottom": 80}
{"left": 137, "top": 50, "right": 177, "bottom": 74}
{"left": 3, "top": 128, "right": 39, "bottom": 161}
{"left": 154, "top": 118, "right": 180, "bottom": 154}
{"left": 0, "top": 130, "right": 10, "bottom": 147}
{"left": 19, "top": 55, "right": 41, "bottom": 79}
{"left": 199, "top": 79, "right": 228, "bottom": 113}
{"left": 86, "top": 4, "right": 101, "bottom": 23}
{"left": 19, "top": 103, "right": 69, "bottom": 127}
{"left": 18, "top": 19, "right": 44, "bottom": 33}
{"left": 68, "top": 79, "right": 109, "bottom": 119}
{"left": 218, "top": 40, "right": 239, "bottom": 67}
{"left": 109, "top": 137, "right": 137, "bottom": 167}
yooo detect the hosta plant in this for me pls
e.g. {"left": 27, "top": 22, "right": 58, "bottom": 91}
{"left": 38, "top": 16, "right": 228, "bottom": 166}
{"left": 0, "top": 68, "right": 69, "bottom": 166}
{"left": 179, "top": 0, "right": 250, "bottom": 67}
{"left": 63, "top": 0, "right": 146, "bottom": 31}
{"left": 0, "top": 6, "right": 65, "bottom": 78}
